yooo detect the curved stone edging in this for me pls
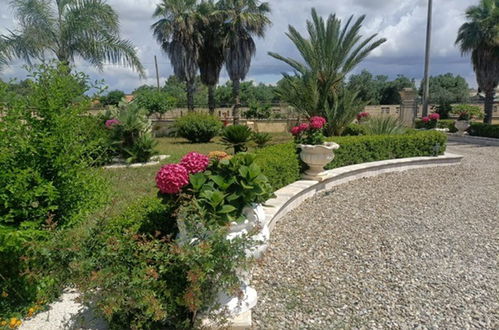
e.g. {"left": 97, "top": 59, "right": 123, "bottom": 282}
{"left": 447, "top": 134, "right": 499, "bottom": 146}
{"left": 263, "top": 152, "right": 463, "bottom": 233}
{"left": 102, "top": 155, "right": 170, "bottom": 169}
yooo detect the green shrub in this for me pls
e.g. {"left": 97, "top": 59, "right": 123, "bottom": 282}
{"left": 468, "top": 123, "right": 499, "bottom": 138}
{"left": 175, "top": 113, "right": 222, "bottom": 143}
{"left": 244, "top": 103, "right": 271, "bottom": 119}
{"left": 134, "top": 89, "right": 176, "bottom": 118}
{"left": 0, "top": 63, "right": 108, "bottom": 317}
{"left": 252, "top": 132, "right": 272, "bottom": 148}
{"left": 100, "top": 90, "right": 125, "bottom": 106}
{"left": 326, "top": 130, "right": 447, "bottom": 169}
{"left": 363, "top": 116, "right": 406, "bottom": 135}
{"left": 221, "top": 125, "right": 253, "bottom": 153}
{"left": 415, "top": 119, "right": 458, "bottom": 133}
{"left": 342, "top": 123, "right": 367, "bottom": 136}
{"left": 255, "top": 143, "right": 300, "bottom": 191}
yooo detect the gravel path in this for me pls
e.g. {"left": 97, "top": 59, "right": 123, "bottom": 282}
{"left": 252, "top": 142, "right": 499, "bottom": 329}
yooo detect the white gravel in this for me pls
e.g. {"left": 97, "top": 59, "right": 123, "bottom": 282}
{"left": 252, "top": 142, "right": 499, "bottom": 329}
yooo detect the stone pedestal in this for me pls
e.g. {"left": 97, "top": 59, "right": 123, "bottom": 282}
{"left": 399, "top": 88, "right": 417, "bottom": 127}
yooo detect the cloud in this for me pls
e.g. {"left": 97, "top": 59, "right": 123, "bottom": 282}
{"left": 0, "top": 0, "right": 476, "bottom": 92}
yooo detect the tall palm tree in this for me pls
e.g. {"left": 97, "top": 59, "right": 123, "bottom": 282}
{"left": 4, "top": 0, "right": 144, "bottom": 75}
{"left": 197, "top": 0, "right": 225, "bottom": 115}
{"left": 217, "top": 0, "right": 271, "bottom": 124}
{"left": 456, "top": 0, "right": 499, "bottom": 124}
{"left": 0, "top": 37, "right": 10, "bottom": 71}
{"left": 270, "top": 8, "right": 386, "bottom": 135}
{"left": 153, "top": 0, "right": 203, "bottom": 112}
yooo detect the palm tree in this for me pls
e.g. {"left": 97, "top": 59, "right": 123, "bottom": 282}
{"left": 4, "top": 0, "right": 144, "bottom": 75}
{"left": 153, "top": 0, "right": 203, "bottom": 112}
{"left": 217, "top": 0, "right": 271, "bottom": 124}
{"left": 270, "top": 8, "right": 386, "bottom": 135}
{"left": 456, "top": 0, "right": 499, "bottom": 124}
{"left": 197, "top": 0, "right": 225, "bottom": 115}
{"left": 0, "top": 37, "right": 10, "bottom": 71}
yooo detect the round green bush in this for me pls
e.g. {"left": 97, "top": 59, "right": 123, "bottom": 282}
{"left": 174, "top": 113, "right": 223, "bottom": 143}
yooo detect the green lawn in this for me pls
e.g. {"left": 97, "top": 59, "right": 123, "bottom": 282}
{"left": 99, "top": 133, "right": 292, "bottom": 218}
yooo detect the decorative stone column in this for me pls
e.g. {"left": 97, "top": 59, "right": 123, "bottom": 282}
{"left": 399, "top": 88, "right": 418, "bottom": 127}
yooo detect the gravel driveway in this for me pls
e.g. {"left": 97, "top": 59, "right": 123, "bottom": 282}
{"left": 252, "top": 142, "right": 499, "bottom": 329}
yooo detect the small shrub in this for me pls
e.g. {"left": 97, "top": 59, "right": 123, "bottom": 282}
{"left": 451, "top": 104, "right": 483, "bottom": 121}
{"left": 100, "top": 90, "right": 125, "bottom": 106}
{"left": 415, "top": 119, "right": 457, "bottom": 133}
{"left": 342, "top": 123, "right": 367, "bottom": 136}
{"left": 175, "top": 113, "right": 222, "bottom": 143}
{"left": 363, "top": 116, "right": 406, "bottom": 135}
{"left": 468, "top": 123, "right": 499, "bottom": 138}
{"left": 252, "top": 132, "right": 272, "bottom": 148}
{"left": 221, "top": 125, "right": 253, "bottom": 153}
{"left": 255, "top": 143, "right": 300, "bottom": 191}
{"left": 134, "top": 89, "right": 176, "bottom": 118}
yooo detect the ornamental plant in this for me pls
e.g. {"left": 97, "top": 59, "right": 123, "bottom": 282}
{"left": 290, "top": 116, "right": 327, "bottom": 145}
{"left": 451, "top": 104, "right": 483, "bottom": 121}
{"left": 357, "top": 112, "right": 370, "bottom": 122}
{"left": 421, "top": 113, "right": 440, "bottom": 129}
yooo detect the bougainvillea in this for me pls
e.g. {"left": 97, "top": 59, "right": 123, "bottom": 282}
{"left": 429, "top": 113, "right": 440, "bottom": 121}
{"left": 105, "top": 119, "right": 120, "bottom": 128}
{"left": 422, "top": 116, "right": 430, "bottom": 123}
{"left": 180, "top": 152, "right": 210, "bottom": 174}
{"left": 156, "top": 164, "right": 189, "bottom": 194}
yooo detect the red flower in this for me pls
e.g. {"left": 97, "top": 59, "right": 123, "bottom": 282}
{"left": 429, "top": 113, "right": 440, "bottom": 121}
{"left": 356, "top": 112, "right": 369, "bottom": 121}
{"left": 422, "top": 116, "right": 430, "bottom": 123}
{"left": 298, "top": 123, "right": 309, "bottom": 131}
{"left": 180, "top": 152, "right": 210, "bottom": 174}
{"left": 290, "top": 126, "right": 302, "bottom": 136}
{"left": 309, "top": 116, "right": 327, "bottom": 129}
{"left": 156, "top": 164, "right": 189, "bottom": 194}
{"left": 105, "top": 119, "right": 120, "bottom": 128}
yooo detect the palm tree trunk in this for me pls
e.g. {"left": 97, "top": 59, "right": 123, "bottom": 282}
{"left": 186, "top": 80, "right": 195, "bottom": 112}
{"left": 483, "top": 88, "right": 495, "bottom": 124}
{"left": 208, "top": 85, "right": 216, "bottom": 115}
{"left": 232, "top": 79, "right": 241, "bottom": 125}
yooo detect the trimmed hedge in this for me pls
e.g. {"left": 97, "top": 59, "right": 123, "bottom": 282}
{"left": 342, "top": 123, "right": 367, "bottom": 136}
{"left": 326, "top": 131, "right": 447, "bottom": 169}
{"left": 254, "top": 131, "right": 447, "bottom": 190}
{"left": 255, "top": 142, "right": 300, "bottom": 191}
{"left": 415, "top": 119, "right": 458, "bottom": 133}
{"left": 468, "top": 123, "right": 499, "bottom": 139}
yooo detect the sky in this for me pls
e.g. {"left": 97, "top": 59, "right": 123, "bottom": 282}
{"left": 0, "top": 0, "right": 477, "bottom": 93}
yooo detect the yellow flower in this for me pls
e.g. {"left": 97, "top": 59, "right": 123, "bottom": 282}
{"left": 208, "top": 151, "right": 230, "bottom": 160}
{"left": 15, "top": 320, "right": 21, "bottom": 327}
{"left": 1, "top": 291, "right": 8, "bottom": 298}
{"left": 1, "top": 320, "right": 7, "bottom": 326}
{"left": 27, "top": 307, "right": 35, "bottom": 317}
{"left": 8, "top": 318, "right": 17, "bottom": 328}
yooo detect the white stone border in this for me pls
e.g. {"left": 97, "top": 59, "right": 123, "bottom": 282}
{"left": 221, "top": 152, "right": 463, "bottom": 329}
{"left": 102, "top": 155, "right": 170, "bottom": 169}
{"left": 447, "top": 134, "right": 499, "bottom": 146}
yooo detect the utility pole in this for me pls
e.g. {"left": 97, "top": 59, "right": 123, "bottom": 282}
{"left": 154, "top": 55, "right": 160, "bottom": 91}
{"left": 422, "top": 0, "right": 433, "bottom": 117}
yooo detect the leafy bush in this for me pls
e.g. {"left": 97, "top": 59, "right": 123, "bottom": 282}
{"left": 221, "top": 125, "right": 253, "bottom": 153}
{"left": 252, "top": 132, "right": 272, "bottom": 148}
{"left": 415, "top": 119, "right": 457, "bottom": 133}
{"left": 362, "top": 116, "right": 406, "bottom": 135}
{"left": 254, "top": 143, "right": 301, "bottom": 191}
{"left": 451, "top": 104, "right": 483, "bottom": 121}
{"left": 326, "top": 130, "right": 447, "bottom": 169}
{"left": 244, "top": 103, "right": 271, "bottom": 119}
{"left": 175, "top": 113, "right": 222, "bottom": 143}
{"left": 468, "top": 123, "right": 499, "bottom": 138}
{"left": 100, "top": 90, "right": 125, "bottom": 106}
{"left": 342, "top": 123, "right": 367, "bottom": 136}
{"left": 0, "top": 63, "right": 107, "bottom": 317}
{"left": 104, "top": 102, "right": 158, "bottom": 163}
{"left": 134, "top": 89, "right": 176, "bottom": 118}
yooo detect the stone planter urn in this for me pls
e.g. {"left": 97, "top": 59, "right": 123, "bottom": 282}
{"left": 299, "top": 142, "right": 340, "bottom": 181}
{"left": 455, "top": 120, "right": 470, "bottom": 136}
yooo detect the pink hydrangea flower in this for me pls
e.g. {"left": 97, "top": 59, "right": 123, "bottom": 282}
{"left": 309, "top": 116, "right": 327, "bottom": 129}
{"left": 156, "top": 164, "right": 189, "bottom": 194}
{"left": 298, "top": 123, "right": 310, "bottom": 131}
{"left": 290, "top": 126, "right": 302, "bottom": 136}
{"left": 105, "top": 119, "right": 120, "bottom": 128}
{"left": 422, "top": 116, "right": 430, "bottom": 123}
{"left": 429, "top": 113, "right": 440, "bottom": 121}
{"left": 180, "top": 152, "right": 210, "bottom": 174}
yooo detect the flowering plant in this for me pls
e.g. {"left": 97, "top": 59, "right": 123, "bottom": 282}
{"left": 179, "top": 152, "right": 210, "bottom": 174}
{"left": 290, "top": 116, "right": 327, "bottom": 145}
{"left": 451, "top": 104, "right": 483, "bottom": 121}
{"left": 105, "top": 118, "right": 120, "bottom": 128}
{"left": 421, "top": 113, "right": 440, "bottom": 129}
{"left": 155, "top": 164, "right": 189, "bottom": 194}
{"left": 356, "top": 112, "right": 369, "bottom": 122}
